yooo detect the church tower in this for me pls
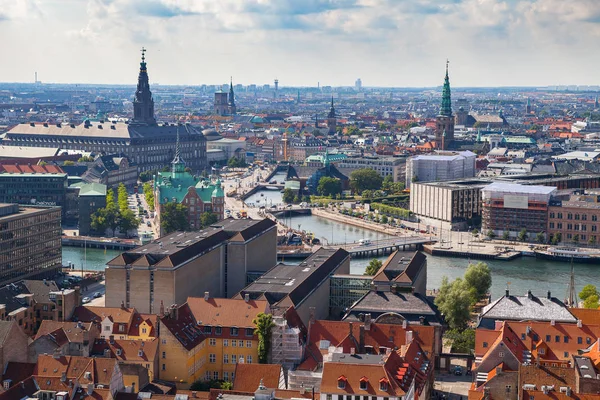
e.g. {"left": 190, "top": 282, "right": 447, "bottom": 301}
{"left": 526, "top": 97, "right": 532, "bottom": 114}
{"left": 171, "top": 130, "right": 185, "bottom": 179}
{"left": 436, "top": 60, "right": 454, "bottom": 150}
{"left": 327, "top": 96, "right": 337, "bottom": 135}
{"left": 228, "top": 77, "right": 237, "bottom": 115}
{"left": 132, "top": 47, "right": 156, "bottom": 125}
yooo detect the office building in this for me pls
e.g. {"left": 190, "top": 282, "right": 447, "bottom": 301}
{"left": 105, "top": 218, "right": 277, "bottom": 313}
{"left": 406, "top": 150, "right": 476, "bottom": 188}
{"left": 0, "top": 204, "right": 62, "bottom": 285}
{"left": 481, "top": 182, "right": 556, "bottom": 237}
{"left": 547, "top": 189, "right": 600, "bottom": 245}
{"left": 410, "top": 180, "right": 486, "bottom": 230}
{"left": 3, "top": 51, "right": 207, "bottom": 172}
{"left": 336, "top": 155, "right": 406, "bottom": 182}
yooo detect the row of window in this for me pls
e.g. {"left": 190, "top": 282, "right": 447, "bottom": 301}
{"left": 326, "top": 395, "right": 391, "bottom": 400}
{"left": 550, "top": 212, "right": 598, "bottom": 221}
{"left": 338, "top": 380, "right": 387, "bottom": 391}
{"left": 208, "top": 353, "right": 251, "bottom": 364}
{"left": 549, "top": 222, "right": 598, "bottom": 232}
{"left": 208, "top": 338, "right": 252, "bottom": 348}
{"left": 202, "top": 326, "right": 254, "bottom": 337}
{"left": 204, "top": 371, "right": 235, "bottom": 381}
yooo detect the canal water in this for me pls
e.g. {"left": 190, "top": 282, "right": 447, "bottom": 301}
{"left": 61, "top": 211, "right": 600, "bottom": 302}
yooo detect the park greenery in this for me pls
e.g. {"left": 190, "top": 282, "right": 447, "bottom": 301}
{"left": 190, "top": 379, "right": 232, "bottom": 391}
{"left": 364, "top": 259, "right": 383, "bottom": 276}
{"left": 317, "top": 176, "right": 342, "bottom": 197}
{"left": 90, "top": 184, "right": 139, "bottom": 236}
{"left": 579, "top": 284, "right": 599, "bottom": 309}
{"left": 350, "top": 168, "right": 383, "bottom": 194}
{"left": 369, "top": 203, "right": 412, "bottom": 220}
{"left": 143, "top": 182, "right": 155, "bottom": 211}
{"left": 227, "top": 156, "right": 247, "bottom": 168}
{"left": 160, "top": 202, "right": 189, "bottom": 234}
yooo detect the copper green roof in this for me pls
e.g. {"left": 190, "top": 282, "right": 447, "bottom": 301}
{"left": 156, "top": 171, "right": 222, "bottom": 204}
{"left": 439, "top": 61, "right": 452, "bottom": 117}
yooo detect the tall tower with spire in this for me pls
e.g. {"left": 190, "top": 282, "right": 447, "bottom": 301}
{"left": 228, "top": 77, "right": 237, "bottom": 115}
{"left": 132, "top": 47, "right": 156, "bottom": 125}
{"left": 525, "top": 97, "right": 532, "bottom": 114}
{"left": 436, "top": 60, "right": 454, "bottom": 150}
{"left": 171, "top": 129, "right": 185, "bottom": 179}
{"left": 327, "top": 96, "right": 336, "bottom": 135}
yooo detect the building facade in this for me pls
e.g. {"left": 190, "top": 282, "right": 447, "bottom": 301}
{"left": 105, "top": 218, "right": 277, "bottom": 313}
{"left": 336, "top": 156, "right": 406, "bottom": 182}
{"left": 481, "top": 182, "right": 556, "bottom": 238}
{"left": 0, "top": 204, "right": 62, "bottom": 285}
{"left": 406, "top": 151, "right": 476, "bottom": 188}
{"left": 547, "top": 190, "right": 600, "bottom": 245}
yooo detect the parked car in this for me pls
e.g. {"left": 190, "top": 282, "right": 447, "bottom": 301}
{"left": 453, "top": 366, "right": 463, "bottom": 376}
{"left": 82, "top": 297, "right": 91, "bottom": 304}
{"left": 93, "top": 292, "right": 102, "bottom": 298}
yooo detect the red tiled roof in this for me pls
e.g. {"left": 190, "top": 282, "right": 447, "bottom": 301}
{"left": 232, "top": 363, "right": 282, "bottom": 391}
{"left": 186, "top": 296, "right": 269, "bottom": 329}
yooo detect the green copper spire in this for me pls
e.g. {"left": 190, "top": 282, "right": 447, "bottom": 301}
{"left": 439, "top": 59, "right": 452, "bottom": 117}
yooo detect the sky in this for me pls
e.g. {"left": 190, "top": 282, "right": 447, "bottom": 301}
{"left": 0, "top": 0, "right": 599, "bottom": 87}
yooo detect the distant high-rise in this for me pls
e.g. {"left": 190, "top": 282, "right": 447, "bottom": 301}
{"left": 274, "top": 78, "right": 279, "bottom": 99}
{"left": 435, "top": 60, "right": 454, "bottom": 150}
{"left": 526, "top": 97, "right": 532, "bottom": 114}
{"left": 595, "top": 95, "right": 599, "bottom": 109}
{"left": 355, "top": 78, "right": 362, "bottom": 91}
{"left": 132, "top": 47, "right": 156, "bottom": 125}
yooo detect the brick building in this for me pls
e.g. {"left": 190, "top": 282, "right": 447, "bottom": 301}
{"left": 547, "top": 189, "right": 600, "bottom": 245}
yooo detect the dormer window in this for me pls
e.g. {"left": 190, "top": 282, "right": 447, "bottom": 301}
{"left": 379, "top": 378, "right": 389, "bottom": 392}
{"left": 338, "top": 376, "right": 347, "bottom": 390}
{"left": 359, "top": 377, "right": 368, "bottom": 391}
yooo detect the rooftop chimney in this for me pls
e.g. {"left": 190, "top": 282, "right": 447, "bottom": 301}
{"left": 87, "top": 383, "right": 94, "bottom": 395}
{"left": 505, "top": 288, "right": 510, "bottom": 297}
{"left": 204, "top": 291, "right": 210, "bottom": 301}
{"left": 577, "top": 320, "right": 582, "bottom": 328}
{"left": 527, "top": 290, "right": 533, "bottom": 299}
{"left": 244, "top": 293, "right": 250, "bottom": 303}
{"left": 349, "top": 322, "right": 354, "bottom": 338}
{"left": 364, "top": 313, "right": 372, "bottom": 331}
{"left": 547, "top": 290, "right": 552, "bottom": 299}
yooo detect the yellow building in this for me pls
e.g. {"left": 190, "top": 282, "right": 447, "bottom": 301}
{"left": 158, "top": 296, "right": 269, "bottom": 386}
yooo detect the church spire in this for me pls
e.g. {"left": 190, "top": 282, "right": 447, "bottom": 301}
{"left": 439, "top": 59, "right": 452, "bottom": 117}
{"left": 172, "top": 128, "right": 185, "bottom": 176}
{"left": 132, "top": 47, "right": 156, "bottom": 125}
{"left": 328, "top": 96, "right": 336, "bottom": 119}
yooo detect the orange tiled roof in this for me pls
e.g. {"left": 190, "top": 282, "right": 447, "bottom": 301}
{"left": 186, "top": 297, "right": 269, "bottom": 329}
{"left": 91, "top": 338, "right": 159, "bottom": 362}
{"left": 233, "top": 363, "right": 282, "bottom": 391}
{"left": 34, "top": 355, "right": 117, "bottom": 386}
{"left": 0, "top": 163, "right": 64, "bottom": 174}
{"left": 34, "top": 321, "right": 95, "bottom": 345}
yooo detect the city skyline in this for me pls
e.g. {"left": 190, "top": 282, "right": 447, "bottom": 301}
{"left": 0, "top": 0, "right": 599, "bottom": 87}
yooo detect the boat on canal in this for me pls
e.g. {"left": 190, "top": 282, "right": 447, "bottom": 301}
{"left": 534, "top": 246, "right": 600, "bottom": 263}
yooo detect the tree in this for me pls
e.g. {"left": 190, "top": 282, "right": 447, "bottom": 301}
{"left": 350, "top": 169, "right": 383, "bottom": 194}
{"left": 486, "top": 229, "right": 496, "bottom": 239}
{"left": 317, "top": 177, "right": 342, "bottom": 197}
{"left": 584, "top": 295, "right": 600, "bottom": 309}
{"left": 589, "top": 236, "right": 596, "bottom": 245}
{"left": 536, "top": 232, "right": 546, "bottom": 244}
{"left": 90, "top": 208, "right": 110, "bottom": 235}
{"left": 579, "top": 284, "right": 598, "bottom": 301}
{"left": 106, "top": 188, "right": 117, "bottom": 210}
{"left": 364, "top": 259, "right": 382, "bottom": 276}
{"left": 190, "top": 379, "right": 231, "bottom": 391}
{"left": 78, "top": 155, "right": 94, "bottom": 162}
{"left": 517, "top": 228, "right": 528, "bottom": 242}
{"left": 228, "top": 156, "right": 247, "bottom": 168}
{"left": 445, "top": 329, "right": 475, "bottom": 354}
{"left": 160, "top": 202, "right": 189, "bottom": 234}
{"left": 117, "top": 183, "right": 129, "bottom": 214}
{"left": 361, "top": 190, "right": 373, "bottom": 199}
{"left": 200, "top": 212, "right": 219, "bottom": 228}
{"left": 434, "top": 277, "right": 476, "bottom": 330}
{"left": 143, "top": 182, "right": 155, "bottom": 211}
{"left": 573, "top": 234, "right": 580, "bottom": 244}
{"left": 253, "top": 313, "right": 276, "bottom": 364}
{"left": 502, "top": 231, "right": 510, "bottom": 240}
{"left": 471, "top": 229, "right": 479, "bottom": 237}
{"left": 118, "top": 209, "right": 139, "bottom": 235}
{"left": 380, "top": 215, "right": 388, "bottom": 224}
{"left": 551, "top": 232, "right": 562, "bottom": 245}
{"left": 464, "top": 262, "right": 492, "bottom": 300}
{"left": 282, "top": 189, "right": 296, "bottom": 204}
{"left": 63, "top": 160, "right": 75, "bottom": 166}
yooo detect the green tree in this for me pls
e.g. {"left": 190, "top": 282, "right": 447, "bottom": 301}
{"left": 380, "top": 215, "right": 388, "bottom": 224}
{"left": 160, "top": 202, "right": 189, "bottom": 234}
{"left": 350, "top": 169, "right": 383, "bottom": 194}
{"left": 536, "top": 232, "right": 546, "bottom": 244}
{"left": 106, "top": 188, "right": 117, "bottom": 210}
{"left": 282, "top": 188, "right": 296, "bottom": 204}
{"left": 63, "top": 160, "right": 75, "bottom": 166}
{"left": 502, "top": 231, "right": 510, "bottom": 240}
{"left": 445, "top": 328, "right": 475, "bottom": 354}
{"left": 78, "top": 155, "right": 94, "bottom": 162}
{"left": 362, "top": 190, "right": 373, "bottom": 199}
{"left": 143, "top": 182, "right": 155, "bottom": 211}
{"left": 573, "top": 234, "right": 580, "bottom": 244}
{"left": 118, "top": 208, "right": 139, "bottom": 235}
{"left": 584, "top": 295, "right": 600, "bottom": 309}
{"left": 551, "top": 232, "right": 562, "bottom": 245}
{"left": 486, "top": 229, "right": 496, "bottom": 239}
{"left": 464, "top": 262, "right": 492, "bottom": 300}
{"left": 471, "top": 228, "right": 479, "bottom": 237}
{"left": 117, "top": 183, "right": 129, "bottom": 213}
{"left": 382, "top": 175, "right": 394, "bottom": 191}
{"left": 434, "top": 277, "right": 476, "bottom": 330}
{"left": 589, "top": 236, "right": 596, "bottom": 245}
{"left": 200, "top": 212, "right": 219, "bottom": 228}
{"left": 90, "top": 208, "right": 110, "bottom": 235}
{"left": 345, "top": 125, "right": 360, "bottom": 136}
{"left": 579, "top": 284, "right": 598, "bottom": 301}
{"left": 253, "top": 313, "right": 276, "bottom": 364}
{"left": 228, "top": 156, "right": 247, "bottom": 168}
{"left": 317, "top": 176, "right": 342, "bottom": 197}
{"left": 517, "top": 228, "right": 528, "bottom": 242}
{"left": 364, "top": 259, "right": 383, "bottom": 276}
{"left": 190, "top": 379, "right": 230, "bottom": 391}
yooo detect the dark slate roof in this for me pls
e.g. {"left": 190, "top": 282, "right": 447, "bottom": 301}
{"left": 478, "top": 292, "right": 577, "bottom": 328}
{"left": 344, "top": 291, "right": 442, "bottom": 325}
{"left": 0, "top": 320, "right": 16, "bottom": 345}
{"left": 22, "top": 280, "right": 60, "bottom": 304}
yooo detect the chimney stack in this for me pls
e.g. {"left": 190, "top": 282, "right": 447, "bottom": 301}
{"left": 505, "top": 288, "right": 510, "bottom": 297}
{"left": 364, "top": 314, "right": 372, "bottom": 331}
{"left": 577, "top": 320, "right": 582, "bottom": 328}
{"left": 547, "top": 290, "right": 552, "bottom": 299}
{"left": 204, "top": 291, "right": 210, "bottom": 301}
{"left": 349, "top": 322, "right": 354, "bottom": 338}
{"left": 244, "top": 293, "right": 250, "bottom": 303}
{"left": 527, "top": 290, "right": 533, "bottom": 299}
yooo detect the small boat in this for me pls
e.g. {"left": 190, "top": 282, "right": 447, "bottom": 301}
{"left": 534, "top": 246, "right": 600, "bottom": 263}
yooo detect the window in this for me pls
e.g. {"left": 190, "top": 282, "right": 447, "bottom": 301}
{"left": 564, "top": 352, "right": 569, "bottom": 358}
{"left": 213, "top": 372, "right": 219, "bottom": 380}
{"left": 246, "top": 328, "right": 254, "bottom": 337}
{"left": 546, "top": 335, "right": 551, "bottom": 342}
{"left": 380, "top": 382, "right": 388, "bottom": 392}
{"left": 593, "top": 215, "right": 598, "bottom": 222}
{"left": 556, "top": 335, "right": 560, "bottom": 342}
{"left": 209, "top": 354, "right": 216, "bottom": 363}
{"left": 204, "top": 326, "right": 212, "bottom": 334}
{"left": 506, "top": 386, "right": 511, "bottom": 394}
{"left": 521, "top": 333, "right": 526, "bottom": 340}
{"left": 162, "top": 339, "right": 167, "bottom": 345}
{"left": 162, "top": 352, "right": 166, "bottom": 359}
{"left": 224, "top": 372, "right": 230, "bottom": 381}
{"left": 338, "top": 380, "right": 346, "bottom": 390}
{"left": 224, "top": 339, "right": 229, "bottom": 347}
{"left": 119, "top": 325, "right": 125, "bottom": 332}
{"left": 247, "top": 355, "right": 252, "bottom": 364}
{"left": 360, "top": 381, "right": 367, "bottom": 390}
{"left": 215, "top": 326, "right": 222, "bottom": 335}
{"left": 232, "top": 340, "right": 237, "bottom": 347}
{"left": 142, "top": 328, "right": 147, "bottom": 334}
{"left": 578, "top": 337, "right": 582, "bottom": 344}
{"left": 564, "top": 336, "right": 569, "bottom": 343}
{"left": 209, "top": 338, "right": 216, "bottom": 346}
{"left": 568, "top": 213, "right": 572, "bottom": 220}
{"left": 231, "top": 327, "right": 239, "bottom": 336}
{"left": 224, "top": 354, "right": 229, "bottom": 364}
{"left": 498, "top": 351, "right": 504, "bottom": 357}
{"left": 587, "top": 337, "right": 592, "bottom": 344}
{"left": 539, "top": 348, "right": 545, "bottom": 355}
{"left": 246, "top": 340, "right": 252, "bottom": 348}
{"left": 205, "top": 371, "right": 210, "bottom": 381}
{"left": 326, "top": 396, "right": 332, "bottom": 400}
{"left": 104, "top": 326, "right": 111, "bottom": 331}
{"left": 232, "top": 355, "right": 237, "bottom": 364}
{"left": 239, "top": 340, "right": 244, "bottom": 347}
{"left": 162, "top": 364, "right": 165, "bottom": 371}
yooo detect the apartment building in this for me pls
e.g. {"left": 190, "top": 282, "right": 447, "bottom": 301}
{"left": 335, "top": 156, "right": 406, "bottom": 182}
{"left": 547, "top": 189, "right": 600, "bottom": 245}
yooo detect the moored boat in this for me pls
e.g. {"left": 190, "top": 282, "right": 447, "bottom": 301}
{"left": 534, "top": 246, "right": 600, "bottom": 263}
